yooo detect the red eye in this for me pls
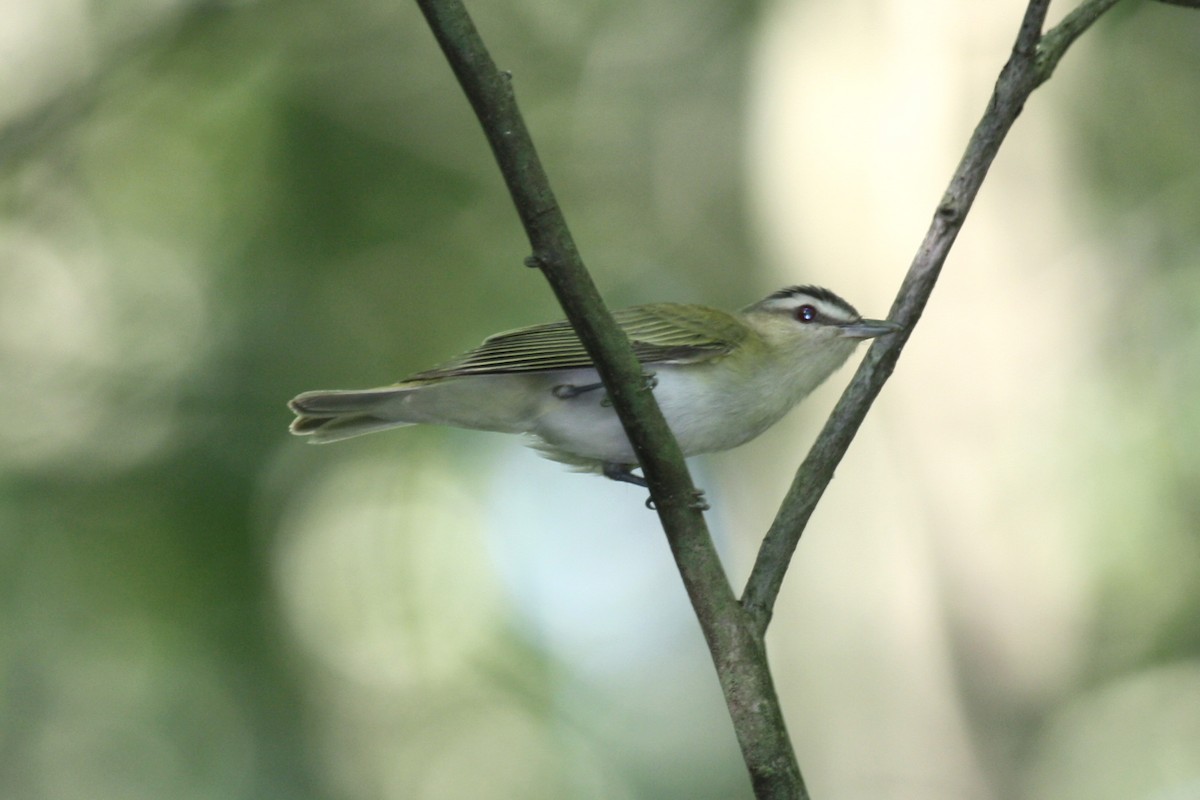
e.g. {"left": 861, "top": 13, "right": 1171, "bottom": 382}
{"left": 795, "top": 304, "right": 817, "bottom": 323}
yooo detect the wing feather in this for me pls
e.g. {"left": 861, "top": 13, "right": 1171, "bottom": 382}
{"left": 406, "top": 303, "right": 748, "bottom": 380}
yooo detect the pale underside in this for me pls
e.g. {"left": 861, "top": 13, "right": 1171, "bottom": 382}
{"left": 289, "top": 301, "right": 857, "bottom": 471}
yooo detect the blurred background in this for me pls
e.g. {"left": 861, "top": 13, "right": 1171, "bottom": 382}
{"left": 2, "top": 0, "right": 1199, "bottom": 798}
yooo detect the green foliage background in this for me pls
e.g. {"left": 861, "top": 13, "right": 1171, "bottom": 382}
{"left": 1, "top": 2, "right": 1198, "bottom": 799}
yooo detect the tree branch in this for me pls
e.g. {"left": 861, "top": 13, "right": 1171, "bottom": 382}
{"left": 413, "top": 0, "right": 808, "bottom": 796}
{"left": 741, "top": 0, "right": 1126, "bottom": 635}
{"left": 1036, "top": 0, "right": 1125, "bottom": 84}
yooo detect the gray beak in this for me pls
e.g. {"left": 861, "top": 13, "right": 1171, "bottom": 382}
{"left": 839, "top": 318, "right": 902, "bottom": 340}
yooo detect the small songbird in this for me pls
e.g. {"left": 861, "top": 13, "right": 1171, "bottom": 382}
{"left": 288, "top": 286, "right": 899, "bottom": 486}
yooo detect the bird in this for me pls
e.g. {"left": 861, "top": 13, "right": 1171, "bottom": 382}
{"left": 288, "top": 285, "right": 899, "bottom": 487}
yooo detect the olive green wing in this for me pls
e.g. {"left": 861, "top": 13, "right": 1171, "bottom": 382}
{"left": 406, "top": 303, "right": 748, "bottom": 380}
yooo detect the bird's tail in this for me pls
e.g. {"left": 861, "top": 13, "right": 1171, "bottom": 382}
{"left": 288, "top": 388, "right": 416, "bottom": 444}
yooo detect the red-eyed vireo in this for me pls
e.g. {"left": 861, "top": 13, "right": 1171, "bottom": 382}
{"left": 289, "top": 286, "right": 899, "bottom": 486}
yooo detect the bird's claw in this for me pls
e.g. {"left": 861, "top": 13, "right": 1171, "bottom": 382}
{"left": 604, "top": 462, "right": 707, "bottom": 512}
{"left": 644, "top": 488, "right": 709, "bottom": 512}
{"left": 553, "top": 381, "right": 605, "bottom": 399}
{"left": 603, "top": 462, "right": 648, "bottom": 487}
{"left": 557, "top": 373, "right": 656, "bottom": 405}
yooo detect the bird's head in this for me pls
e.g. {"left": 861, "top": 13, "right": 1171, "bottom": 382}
{"left": 742, "top": 285, "right": 900, "bottom": 367}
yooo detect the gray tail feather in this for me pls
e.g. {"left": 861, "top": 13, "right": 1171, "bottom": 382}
{"left": 288, "top": 388, "right": 414, "bottom": 444}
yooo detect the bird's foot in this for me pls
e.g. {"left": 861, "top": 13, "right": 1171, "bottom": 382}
{"left": 643, "top": 488, "right": 709, "bottom": 512}
{"left": 605, "top": 372, "right": 657, "bottom": 407}
{"left": 557, "top": 374, "right": 654, "bottom": 406}
{"left": 602, "top": 464, "right": 709, "bottom": 512}
{"left": 602, "top": 462, "right": 647, "bottom": 487}
{"left": 552, "top": 381, "right": 605, "bottom": 399}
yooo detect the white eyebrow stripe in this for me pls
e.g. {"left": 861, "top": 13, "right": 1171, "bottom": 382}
{"left": 758, "top": 294, "right": 861, "bottom": 323}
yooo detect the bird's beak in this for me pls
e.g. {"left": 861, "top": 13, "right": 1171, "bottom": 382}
{"left": 839, "top": 318, "right": 902, "bottom": 340}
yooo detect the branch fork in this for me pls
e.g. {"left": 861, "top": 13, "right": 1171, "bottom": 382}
{"left": 413, "top": 0, "right": 1131, "bottom": 795}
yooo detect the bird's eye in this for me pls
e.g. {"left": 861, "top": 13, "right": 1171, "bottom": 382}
{"left": 795, "top": 304, "right": 818, "bottom": 323}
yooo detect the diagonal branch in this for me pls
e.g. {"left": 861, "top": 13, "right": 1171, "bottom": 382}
{"left": 413, "top": 0, "right": 809, "bottom": 796}
{"left": 741, "top": 0, "right": 1126, "bottom": 635}
{"left": 1036, "top": 0, "right": 1125, "bottom": 83}
{"left": 413, "top": 0, "right": 697, "bottom": 517}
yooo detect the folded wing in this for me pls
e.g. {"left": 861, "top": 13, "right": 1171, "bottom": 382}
{"left": 405, "top": 303, "right": 748, "bottom": 380}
